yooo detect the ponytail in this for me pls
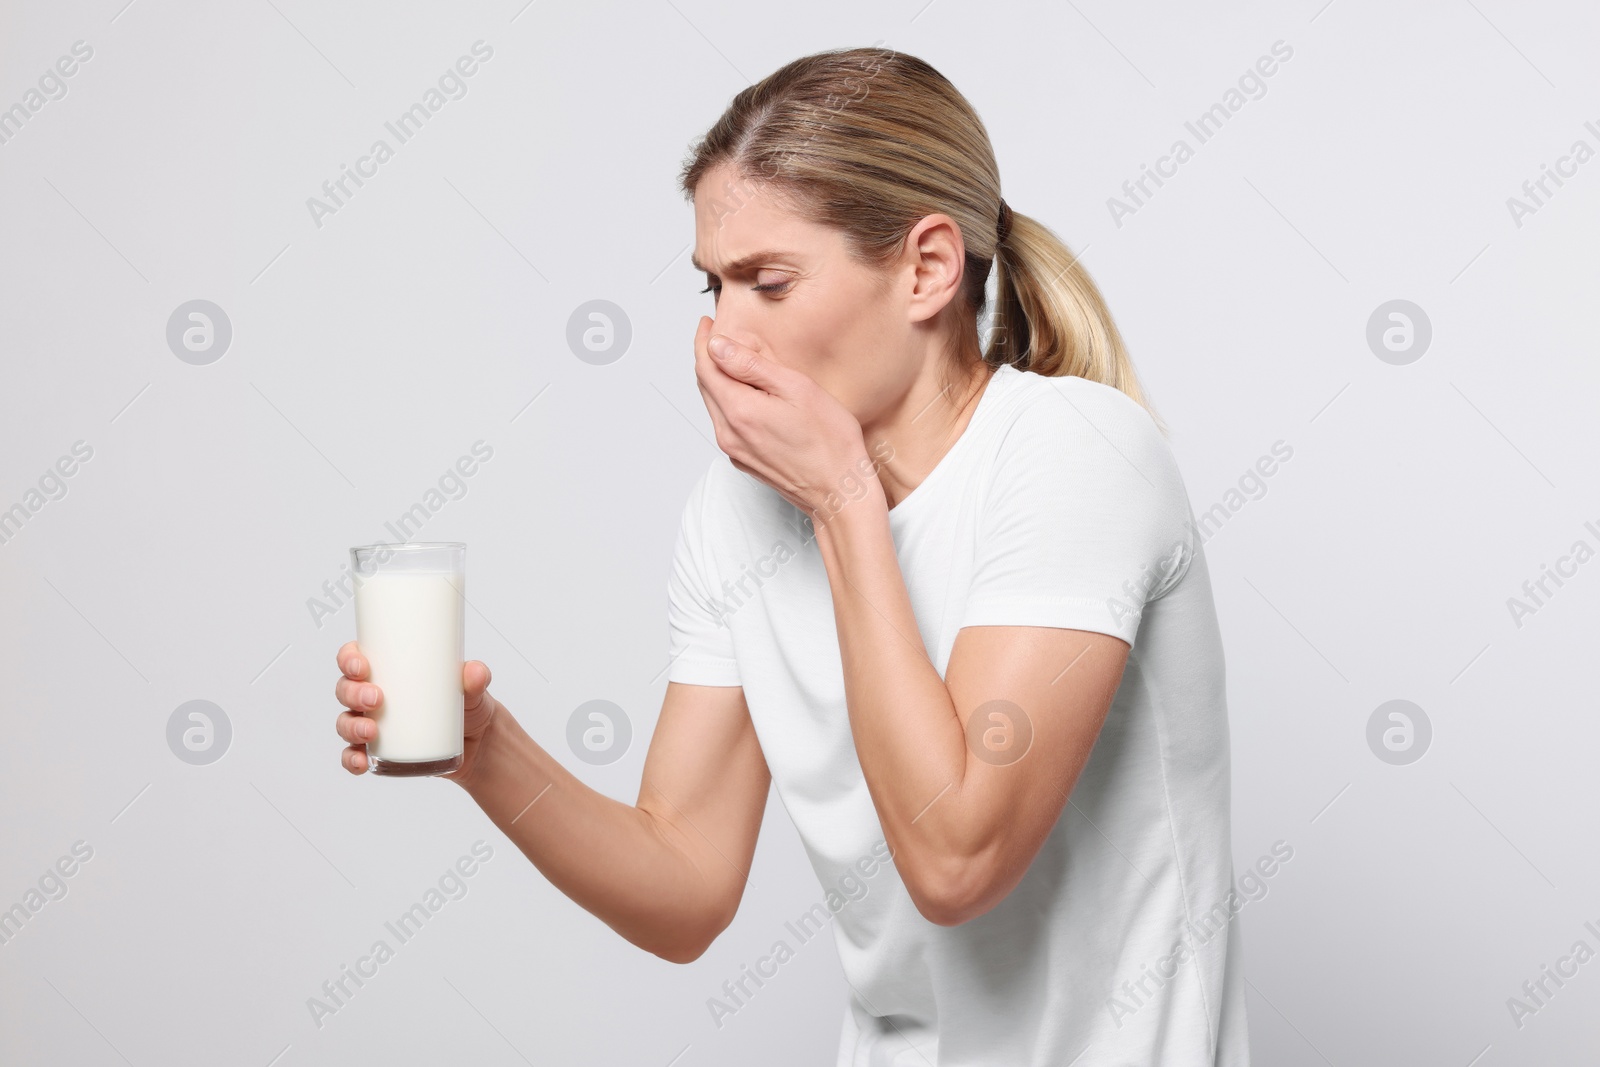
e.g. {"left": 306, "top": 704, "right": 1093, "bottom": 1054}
{"left": 989, "top": 210, "right": 1166, "bottom": 434}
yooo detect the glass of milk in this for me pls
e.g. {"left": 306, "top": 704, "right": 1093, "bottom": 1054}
{"left": 349, "top": 542, "right": 466, "bottom": 777}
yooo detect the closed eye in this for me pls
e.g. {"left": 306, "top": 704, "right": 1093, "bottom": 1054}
{"left": 700, "top": 280, "right": 791, "bottom": 296}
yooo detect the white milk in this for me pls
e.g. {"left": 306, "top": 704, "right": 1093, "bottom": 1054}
{"left": 353, "top": 569, "right": 465, "bottom": 764}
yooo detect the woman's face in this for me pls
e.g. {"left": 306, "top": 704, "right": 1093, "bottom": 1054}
{"left": 691, "top": 163, "right": 968, "bottom": 425}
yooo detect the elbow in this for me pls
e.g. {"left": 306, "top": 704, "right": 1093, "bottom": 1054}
{"left": 911, "top": 896, "right": 967, "bottom": 929}
{"left": 653, "top": 939, "right": 710, "bottom": 965}
{"left": 913, "top": 889, "right": 984, "bottom": 929}
{"left": 647, "top": 899, "right": 736, "bottom": 965}
{"left": 906, "top": 854, "right": 996, "bottom": 929}
{"left": 648, "top": 928, "right": 713, "bottom": 965}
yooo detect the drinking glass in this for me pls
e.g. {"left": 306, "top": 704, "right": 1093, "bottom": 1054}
{"left": 349, "top": 542, "right": 466, "bottom": 777}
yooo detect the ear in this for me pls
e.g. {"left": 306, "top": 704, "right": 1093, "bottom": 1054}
{"left": 901, "top": 212, "right": 967, "bottom": 325}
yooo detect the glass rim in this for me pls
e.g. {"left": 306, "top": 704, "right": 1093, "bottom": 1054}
{"left": 350, "top": 541, "right": 466, "bottom": 553}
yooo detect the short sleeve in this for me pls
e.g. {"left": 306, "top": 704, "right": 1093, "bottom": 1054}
{"left": 665, "top": 467, "right": 743, "bottom": 687}
{"left": 959, "top": 380, "right": 1197, "bottom": 649}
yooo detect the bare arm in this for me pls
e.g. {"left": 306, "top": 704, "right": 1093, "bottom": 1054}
{"left": 458, "top": 681, "right": 769, "bottom": 963}
{"left": 335, "top": 645, "right": 768, "bottom": 963}
{"left": 813, "top": 499, "right": 1128, "bottom": 928}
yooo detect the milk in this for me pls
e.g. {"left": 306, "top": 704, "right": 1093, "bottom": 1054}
{"left": 352, "top": 566, "right": 465, "bottom": 770}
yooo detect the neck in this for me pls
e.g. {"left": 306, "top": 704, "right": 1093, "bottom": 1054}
{"left": 865, "top": 357, "right": 996, "bottom": 511}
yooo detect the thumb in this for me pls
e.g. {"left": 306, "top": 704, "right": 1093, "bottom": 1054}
{"left": 708, "top": 334, "right": 781, "bottom": 390}
{"left": 464, "top": 660, "right": 492, "bottom": 704}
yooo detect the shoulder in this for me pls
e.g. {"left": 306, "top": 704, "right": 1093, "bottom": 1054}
{"left": 693, "top": 451, "right": 777, "bottom": 517}
{"left": 985, "top": 372, "right": 1198, "bottom": 593}
{"left": 683, "top": 451, "right": 753, "bottom": 505}
{"left": 994, "top": 371, "right": 1182, "bottom": 490}
{"left": 679, "top": 452, "right": 787, "bottom": 554}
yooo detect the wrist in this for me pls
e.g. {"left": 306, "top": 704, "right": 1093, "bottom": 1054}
{"left": 812, "top": 495, "right": 891, "bottom": 585}
{"left": 452, "top": 697, "right": 511, "bottom": 794}
{"left": 812, "top": 460, "right": 887, "bottom": 524}
{"left": 811, "top": 477, "right": 888, "bottom": 544}
{"left": 801, "top": 446, "right": 885, "bottom": 524}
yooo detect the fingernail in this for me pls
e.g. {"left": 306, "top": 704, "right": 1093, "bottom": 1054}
{"left": 362, "top": 685, "right": 377, "bottom": 706}
{"left": 360, "top": 721, "right": 375, "bottom": 739}
{"left": 708, "top": 335, "right": 732, "bottom": 359}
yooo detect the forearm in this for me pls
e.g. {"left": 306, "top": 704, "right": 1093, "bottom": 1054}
{"left": 813, "top": 492, "right": 987, "bottom": 896}
{"left": 455, "top": 703, "right": 720, "bottom": 962}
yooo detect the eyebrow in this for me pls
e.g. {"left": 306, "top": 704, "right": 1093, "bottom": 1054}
{"left": 689, "top": 249, "right": 801, "bottom": 275}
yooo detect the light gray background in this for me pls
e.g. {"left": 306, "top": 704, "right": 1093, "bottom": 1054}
{"left": 2, "top": 0, "right": 1597, "bottom": 1064}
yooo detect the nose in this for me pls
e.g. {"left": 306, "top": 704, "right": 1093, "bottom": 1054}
{"left": 706, "top": 313, "right": 765, "bottom": 359}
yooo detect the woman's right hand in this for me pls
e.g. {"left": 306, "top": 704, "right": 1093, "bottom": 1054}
{"left": 334, "top": 642, "right": 501, "bottom": 784}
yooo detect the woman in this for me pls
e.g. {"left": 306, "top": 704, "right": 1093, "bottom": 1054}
{"left": 333, "top": 46, "right": 1248, "bottom": 1066}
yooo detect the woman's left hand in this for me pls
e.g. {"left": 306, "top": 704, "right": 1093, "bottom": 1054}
{"left": 693, "top": 315, "right": 875, "bottom": 520}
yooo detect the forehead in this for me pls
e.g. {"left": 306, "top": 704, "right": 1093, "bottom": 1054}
{"left": 689, "top": 246, "right": 804, "bottom": 273}
{"left": 690, "top": 167, "right": 820, "bottom": 272}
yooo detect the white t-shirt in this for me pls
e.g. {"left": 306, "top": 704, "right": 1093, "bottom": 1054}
{"left": 665, "top": 362, "right": 1249, "bottom": 1066}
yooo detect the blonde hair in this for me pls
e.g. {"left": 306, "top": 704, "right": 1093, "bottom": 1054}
{"left": 678, "top": 46, "right": 1166, "bottom": 434}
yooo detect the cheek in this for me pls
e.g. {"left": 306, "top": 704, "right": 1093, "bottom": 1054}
{"left": 802, "top": 288, "right": 880, "bottom": 361}
{"left": 787, "top": 332, "right": 856, "bottom": 392}
{"left": 770, "top": 278, "right": 888, "bottom": 398}
{"left": 765, "top": 306, "right": 843, "bottom": 376}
